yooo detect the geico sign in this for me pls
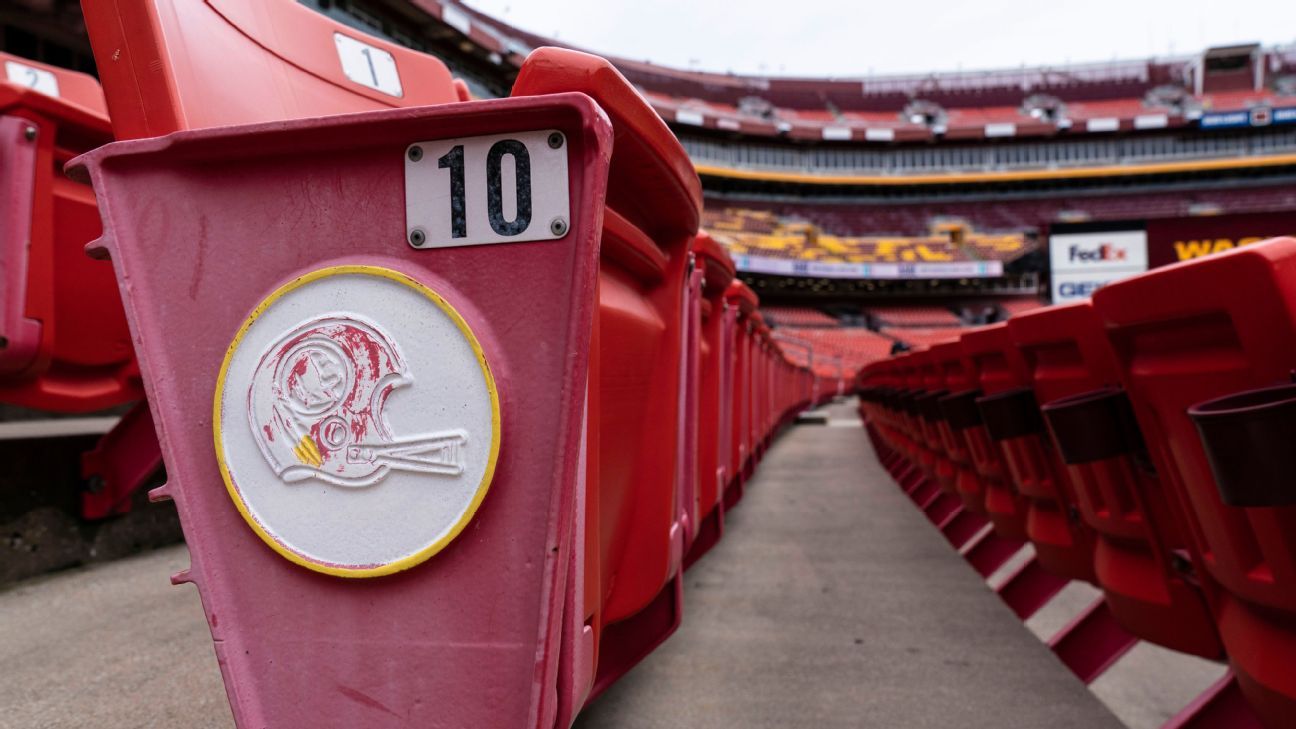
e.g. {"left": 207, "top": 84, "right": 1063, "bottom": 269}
{"left": 1058, "top": 280, "right": 1109, "bottom": 298}
{"left": 1173, "top": 236, "right": 1286, "bottom": 261}
{"left": 1068, "top": 243, "right": 1128, "bottom": 263}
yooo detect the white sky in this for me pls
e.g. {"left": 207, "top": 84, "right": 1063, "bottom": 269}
{"left": 464, "top": 0, "right": 1295, "bottom": 77}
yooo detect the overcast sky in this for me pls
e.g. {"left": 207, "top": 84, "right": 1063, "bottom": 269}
{"left": 464, "top": 0, "right": 1295, "bottom": 77}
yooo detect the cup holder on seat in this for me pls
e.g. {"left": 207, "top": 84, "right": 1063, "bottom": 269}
{"left": 916, "top": 390, "right": 949, "bottom": 424}
{"left": 976, "top": 387, "right": 1043, "bottom": 442}
{"left": 1041, "top": 387, "right": 1146, "bottom": 466}
{"left": 1188, "top": 383, "right": 1296, "bottom": 507}
{"left": 938, "top": 389, "right": 983, "bottom": 431}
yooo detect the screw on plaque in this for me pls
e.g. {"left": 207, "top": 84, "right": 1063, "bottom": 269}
{"left": 409, "top": 229, "right": 427, "bottom": 247}
{"left": 408, "top": 146, "right": 424, "bottom": 162}
{"left": 549, "top": 217, "right": 568, "bottom": 236}
{"left": 547, "top": 132, "right": 564, "bottom": 149}
{"left": 23, "top": 126, "right": 36, "bottom": 141}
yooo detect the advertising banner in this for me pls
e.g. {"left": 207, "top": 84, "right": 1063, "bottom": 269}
{"left": 734, "top": 255, "right": 1003, "bottom": 279}
{"left": 1146, "top": 212, "right": 1296, "bottom": 268}
{"left": 1048, "top": 223, "right": 1149, "bottom": 303}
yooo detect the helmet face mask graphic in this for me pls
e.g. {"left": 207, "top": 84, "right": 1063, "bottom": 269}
{"left": 249, "top": 315, "right": 467, "bottom": 488}
{"left": 214, "top": 266, "right": 500, "bottom": 577}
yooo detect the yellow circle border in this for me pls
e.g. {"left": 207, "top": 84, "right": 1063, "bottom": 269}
{"left": 212, "top": 264, "right": 501, "bottom": 578}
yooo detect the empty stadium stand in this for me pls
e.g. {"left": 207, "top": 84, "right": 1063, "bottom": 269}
{"left": 8, "top": 2, "right": 1296, "bottom": 728}
{"left": 704, "top": 206, "right": 1033, "bottom": 262}
{"left": 705, "top": 186, "right": 1296, "bottom": 237}
{"left": 775, "top": 326, "right": 894, "bottom": 375}
{"left": 867, "top": 305, "right": 966, "bottom": 327}
{"left": 758, "top": 305, "right": 839, "bottom": 327}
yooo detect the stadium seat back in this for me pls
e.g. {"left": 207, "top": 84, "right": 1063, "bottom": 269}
{"left": 1009, "top": 302, "right": 1222, "bottom": 658}
{"left": 692, "top": 234, "right": 737, "bottom": 548}
{"left": 907, "top": 348, "right": 945, "bottom": 479}
{"left": 512, "top": 49, "right": 702, "bottom": 697}
{"left": 76, "top": 90, "right": 616, "bottom": 729}
{"left": 929, "top": 340, "right": 977, "bottom": 494}
{"left": 750, "top": 313, "right": 770, "bottom": 459}
{"left": 725, "top": 282, "right": 757, "bottom": 495}
{"left": 0, "top": 52, "right": 138, "bottom": 412}
{"left": 1093, "top": 237, "right": 1296, "bottom": 723}
{"left": 958, "top": 324, "right": 1033, "bottom": 541}
{"left": 81, "top": 0, "right": 459, "bottom": 140}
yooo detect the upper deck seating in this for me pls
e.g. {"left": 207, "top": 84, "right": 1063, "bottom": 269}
{"left": 761, "top": 305, "right": 838, "bottom": 327}
{"left": 704, "top": 207, "right": 1032, "bottom": 263}
{"left": 868, "top": 305, "right": 964, "bottom": 328}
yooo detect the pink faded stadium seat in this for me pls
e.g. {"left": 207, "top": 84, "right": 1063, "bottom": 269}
{"left": 73, "top": 0, "right": 773, "bottom": 725}
{"left": 1093, "top": 237, "right": 1296, "bottom": 727}
{"left": 1008, "top": 303, "right": 1223, "bottom": 661}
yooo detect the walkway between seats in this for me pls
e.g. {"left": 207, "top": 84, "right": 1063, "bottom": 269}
{"left": 576, "top": 400, "right": 1124, "bottom": 728}
{"left": 0, "top": 400, "right": 1124, "bottom": 728}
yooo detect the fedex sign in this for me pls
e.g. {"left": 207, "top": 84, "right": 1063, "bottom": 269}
{"left": 1049, "top": 227, "right": 1148, "bottom": 303}
{"left": 1067, "top": 243, "right": 1128, "bottom": 263}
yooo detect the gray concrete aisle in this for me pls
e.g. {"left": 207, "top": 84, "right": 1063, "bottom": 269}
{"left": 2, "top": 401, "right": 1125, "bottom": 728}
{"left": 575, "top": 401, "right": 1124, "bottom": 729}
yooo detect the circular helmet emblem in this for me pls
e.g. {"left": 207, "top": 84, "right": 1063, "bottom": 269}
{"left": 214, "top": 266, "right": 500, "bottom": 577}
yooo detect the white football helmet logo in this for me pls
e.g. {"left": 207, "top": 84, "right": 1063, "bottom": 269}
{"left": 248, "top": 314, "right": 466, "bottom": 487}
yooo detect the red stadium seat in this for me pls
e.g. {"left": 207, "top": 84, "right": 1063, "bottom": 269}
{"left": 0, "top": 54, "right": 134, "bottom": 411}
{"left": 965, "top": 323, "right": 1097, "bottom": 585}
{"left": 1093, "top": 237, "right": 1296, "bottom": 727}
{"left": 0, "top": 52, "right": 161, "bottom": 520}
{"left": 927, "top": 340, "right": 997, "bottom": 547}
{"left": 687, "top": 233, "right": 737, "bottom": 564}
{"left": 955, "top": 324, "right": 1075, "bottom": 601}
{"left": 750, "top": 312, "right": 771, "bottom": 466}
{"left": 723, "top": 281, "right": 758, "bottom": 507}
{"left": 81, "top": 0, "right": 460, "bottom": 138}
{"left": 957, "top": 325, "right": 1031, "bottom": 542}
{"left": 1008, "top": 302, "right": 1223, "bottom": 659}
